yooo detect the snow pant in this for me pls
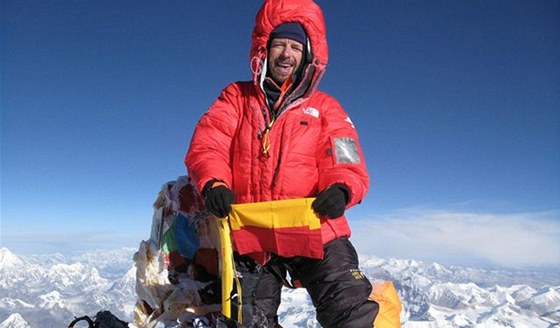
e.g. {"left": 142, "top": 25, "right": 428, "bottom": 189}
{"left": 234, "top": 237, "right": 378, "bottom": 328}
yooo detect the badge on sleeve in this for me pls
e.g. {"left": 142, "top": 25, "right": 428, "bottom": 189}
{"left": 333, "top": 137, "right": 361, "bottom": 164}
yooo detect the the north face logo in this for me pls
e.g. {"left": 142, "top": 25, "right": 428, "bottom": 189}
{"left": 302, "top": 107, "right": 320, "bottom": 118}
{"left": 345, "top": 116, "right": 355, "bottom": 129}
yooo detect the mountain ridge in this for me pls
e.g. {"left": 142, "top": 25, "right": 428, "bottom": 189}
{"left": 1, "top": 247, "right": 558, "bottom": 327}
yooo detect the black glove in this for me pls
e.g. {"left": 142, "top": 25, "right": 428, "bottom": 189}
{"left": 204, "top": 185, "right": 235, "bottom": 217}
{"left": 312, "top": 184, "right": 349, "bottom": 219}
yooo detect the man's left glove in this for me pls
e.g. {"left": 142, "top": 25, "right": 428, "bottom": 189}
{"left": 312, "top": 184, "right": 349, "bottom": 219}
{"left": 204, "top": 185, "right": 235, "bottom": 218}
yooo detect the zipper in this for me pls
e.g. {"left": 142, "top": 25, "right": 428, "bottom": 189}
{"left": 270, "top": 121, "right": 287, "bottom": 188}
{"left": 275, "top": 62, "right": 315, "bottom": 114}
{"left": 271, "top": 155, "right": 282, "bottom": 187}
{"left": 257, "top": 67, "right": 311, "bottom": 178}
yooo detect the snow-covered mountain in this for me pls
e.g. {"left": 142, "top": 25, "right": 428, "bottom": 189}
{"left": 1, "top": 247, "right": 558, "bottom": 327}
{"left": 0, "top": 313, "right": 31, "bottom": 328}
{"left": 0, "top": 247, "right": 137, "bottom": 328}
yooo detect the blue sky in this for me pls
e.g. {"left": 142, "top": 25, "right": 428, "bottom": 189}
{"left": 2, "top": 1, "right": 559, "bottom": 269}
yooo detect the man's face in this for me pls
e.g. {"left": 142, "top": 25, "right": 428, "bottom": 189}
{"left": 267, "top": 38, "right": 304, "bottom": 85}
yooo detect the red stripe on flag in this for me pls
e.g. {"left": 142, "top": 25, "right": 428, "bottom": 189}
{"left": 231, "top": 226, "right": 324, "bottom": 259}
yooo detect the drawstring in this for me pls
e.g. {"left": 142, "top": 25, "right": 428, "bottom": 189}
{"left": 250, "top": 56, "right": 263, "bottom": 83}
{"left": 261, "top": 76, "right": 292, "bottom": 156}
{"left": 251, "top": 47, "right": 267, "bottom": 83}
{"left": 262, "top": 116, "right": 275, "bottom": 155}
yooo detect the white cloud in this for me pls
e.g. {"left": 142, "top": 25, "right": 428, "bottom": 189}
{"left": 4, "top": 207, "right": 559, "bottom": 269}
{"left": 1, "top": 229, "right": 145, "bottom": 255}
{"left": 349, "top": 208, "right": 560, "bottom": 268}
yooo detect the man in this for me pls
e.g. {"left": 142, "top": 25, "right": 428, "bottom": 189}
{"left": 185, "top": 0, "right": 378, "bottom": 327}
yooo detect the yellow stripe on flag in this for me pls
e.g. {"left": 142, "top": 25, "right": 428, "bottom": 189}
{"left": 229, "top": 198, "right": 321, "bottom": 231}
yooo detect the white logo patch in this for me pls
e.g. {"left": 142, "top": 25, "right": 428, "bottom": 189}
{"left": 302, "top": 107, "right": 320, "bottom": 118}
{"left": 345, "top": 116, "right": 355, "bottom": 129}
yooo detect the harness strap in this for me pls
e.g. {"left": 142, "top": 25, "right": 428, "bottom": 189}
{"left": 266, "top": 257, "right": 303, "bottom": 289}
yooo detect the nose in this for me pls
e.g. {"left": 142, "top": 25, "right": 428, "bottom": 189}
{"left": 280, "top": 44, "right": 295, "bottom": 57}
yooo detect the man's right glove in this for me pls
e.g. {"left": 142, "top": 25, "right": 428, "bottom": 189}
{"left": 204, "top": 185, "right": 235, "bottom": 218}
{"left": 312, "top": 184, "right": 349, "bottom": 219}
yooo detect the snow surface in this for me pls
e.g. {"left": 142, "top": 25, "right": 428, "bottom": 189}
{"left": 1, "top": 247, "right": 559, "bottom": 328}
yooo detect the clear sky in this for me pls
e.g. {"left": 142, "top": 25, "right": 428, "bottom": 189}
{"left": 2, "top": 1, "right": 559, "bottom": 269}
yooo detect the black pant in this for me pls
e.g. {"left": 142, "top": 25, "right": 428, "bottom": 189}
{"left": 235, "top": 238, "right": 378, "bottom": 328}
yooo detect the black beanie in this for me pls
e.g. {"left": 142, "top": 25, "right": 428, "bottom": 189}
{"left": 269, "top": 22, "right": 307, "bottom": 46}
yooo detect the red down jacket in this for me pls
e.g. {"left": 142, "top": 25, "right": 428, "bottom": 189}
{"left": 185, "top": 0, "right": 369, "bottom": 257}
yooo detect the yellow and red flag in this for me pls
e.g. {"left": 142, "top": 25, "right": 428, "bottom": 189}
{"left": 228, "top": 198, "right": 324, "bottom": 260}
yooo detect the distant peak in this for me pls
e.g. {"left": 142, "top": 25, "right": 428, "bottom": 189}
{"left": 0, "top": 313, "right": 31, "bottom": 328}
{"left": 0, "top": 248, "right": 24, "bottom": 269}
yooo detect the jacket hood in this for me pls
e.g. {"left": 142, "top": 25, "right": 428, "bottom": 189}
{"left": 250, "top": 0, "right": 328, "bottom": 93}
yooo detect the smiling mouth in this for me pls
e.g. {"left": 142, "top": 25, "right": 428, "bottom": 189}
{"left": 276, "top": 62, "right": 293, "bottom": 74}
